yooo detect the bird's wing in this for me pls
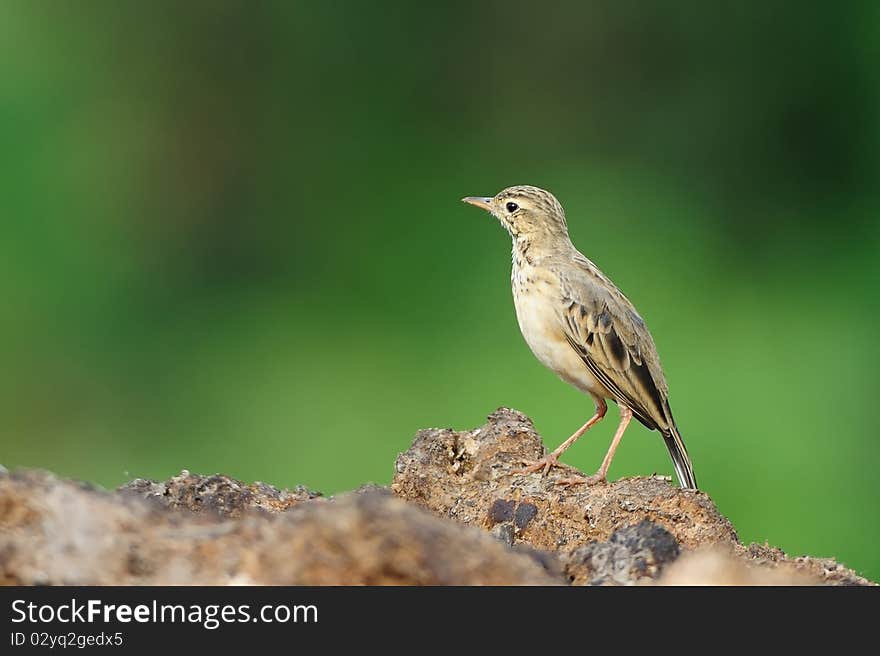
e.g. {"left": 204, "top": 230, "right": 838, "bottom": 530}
{"left": 557, "top": 254, "right": 672, "bottom": 432}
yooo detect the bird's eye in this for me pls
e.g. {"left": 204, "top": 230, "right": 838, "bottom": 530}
{"left": 506, "top": 202, "right": 519, "bottom": 213}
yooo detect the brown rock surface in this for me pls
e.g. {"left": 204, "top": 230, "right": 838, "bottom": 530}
{"left": 0, "top": 470, "right": 559, "bottom": 585}
{"left": 392, "top": 407, "right": 738, "bottom": 550}
{"left": 0, "top": 408, "right": 873, "bottom": 586}
{"left": 392, "top": 407, "right": 872, "bottom": 586}
{"left": 120, "top": 470, "right": 323, "bottom": 516}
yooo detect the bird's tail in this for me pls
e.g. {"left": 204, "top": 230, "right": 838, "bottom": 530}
{"left": 663, "top": 423, "right": 698, "bottom": 490}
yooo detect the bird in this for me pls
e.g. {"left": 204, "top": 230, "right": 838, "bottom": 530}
{"left": 462, "top": 185, "right": 697, "bottom": 489}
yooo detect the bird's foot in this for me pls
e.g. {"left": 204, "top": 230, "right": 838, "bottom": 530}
{"left": 514, "top": 453, "right": 563, "bottom": 477}
{"left": 555, "top": 473, "right": 606, "bottom": 489}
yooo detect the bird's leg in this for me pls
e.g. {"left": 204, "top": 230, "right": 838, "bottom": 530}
{"left": 557, "top": 404, "right": 633, "bottom": 487}
{"left": 516, "top": 399, "right": 607, "bottom": 476}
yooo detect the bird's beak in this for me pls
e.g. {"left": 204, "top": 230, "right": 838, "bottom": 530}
{"left": 462, "top": 196, "right": 494, "bottom": 212}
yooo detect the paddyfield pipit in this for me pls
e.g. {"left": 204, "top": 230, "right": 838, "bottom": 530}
{"left": 463, "top": 185, "right": 697, "bottom": 489}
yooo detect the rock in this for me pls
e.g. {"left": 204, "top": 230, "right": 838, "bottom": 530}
{"left": 0, "top": 469, "right": 559, "bottom": 585}
{"left": 657, "top": 548, "right": 818, "bottom": 585}
{"left": 564, "top": 520, "right": 681, "bottom": 585}
{"left": 392, "top": 407, "right": 738, "bottom": 551}
{"left": 0, "top": 408, "right": 872, "bottom": 586}
{"left": 119, "top": 470, "right": 323, "bottom": 516}
{"left": 730, "top": 542, "right": 874, "bottom": 586}
{"left": 392, "top": 407, "right": 872, "bottom": 586}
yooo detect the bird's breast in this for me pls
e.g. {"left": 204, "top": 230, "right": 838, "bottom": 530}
{"left": 511, "top": 264, "right": 608, "bottom": 399}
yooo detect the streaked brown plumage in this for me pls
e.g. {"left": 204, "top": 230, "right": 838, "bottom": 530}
{"left": 462, "top": 185, "right": 697, "bottom": 489}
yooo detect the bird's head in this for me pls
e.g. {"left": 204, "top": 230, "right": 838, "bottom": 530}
{"left": 462, "top": 185, "right": 569, "bottom": 241}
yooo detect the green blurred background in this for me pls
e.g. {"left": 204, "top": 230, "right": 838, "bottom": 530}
{"left": 2, "top": 2, "right": 878, "bottom": 578}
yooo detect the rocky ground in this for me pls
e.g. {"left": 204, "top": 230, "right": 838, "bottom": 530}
{"left": 0, "top": 408, "right": 872, "bottom": 585}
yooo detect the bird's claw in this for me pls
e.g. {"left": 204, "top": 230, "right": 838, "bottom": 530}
{"left": 515, "top": 454, "right": 561, "bottom": 477}
{"left": 515, "top": 456, "right": 608, "bottom": 489}
{"left": 555, "top": 474, "right": 606, "bottom": 489}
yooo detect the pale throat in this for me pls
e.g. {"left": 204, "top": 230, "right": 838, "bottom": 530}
{"left": 510, "top": 235, "right": 547, "bottom": 295}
